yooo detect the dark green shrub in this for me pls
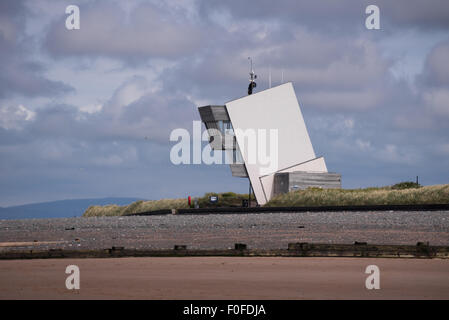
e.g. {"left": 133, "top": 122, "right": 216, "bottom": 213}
{"left": 391, "top": 181, "right": 421, "bottom": 190}
{"left": 221, "top": 192, "right": 237, "bottom": 198}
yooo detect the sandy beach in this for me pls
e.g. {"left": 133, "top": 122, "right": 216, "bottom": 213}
{"left": 1, "top": 257, "right": 448, "bottom": 299}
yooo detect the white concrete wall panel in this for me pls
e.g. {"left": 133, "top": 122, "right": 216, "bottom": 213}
{"left": 279, "top": 157, "right": 328, "bottom": 174}
{"left": 259, "top": 157, "right": 328, "bottom": 202}
{"left": 225, "top": 82, "right": 319, "bottom": 205}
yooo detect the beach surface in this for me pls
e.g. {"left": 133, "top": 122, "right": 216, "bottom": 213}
{"left": 0, "top": 257, "right": 448, "bottom": 299}
{"left": 0, "top": 211, "right": 448, "bottom": 252}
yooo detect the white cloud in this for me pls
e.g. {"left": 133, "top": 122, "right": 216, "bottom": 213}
{"left": 302, "top": 90, "right": 382, "bottom": 110}
{"left": 0, "top": 104, "right": 36, "bottom": 130}
{"left": 91, "top": 146, "right": 138, "bottom": 167}
{"left": 356, "top": 139, "right": 371, "bottom": 151}
{"left": 105, "top": 76, "right": 148, "bottom": 116}
{"left": 344, "top": 118, "right": 354, "bottom": 129}
{"left": 79, "top": 103, "right": 103, "bottom": 114}
{"left": 377, "top": 144, "right": 418, "bottom": 165}
{"left": 44, "top": 1, "right": 204, "bottom": 60}
{"left": 115, "top": 82, "right": 146, "bottom": 108}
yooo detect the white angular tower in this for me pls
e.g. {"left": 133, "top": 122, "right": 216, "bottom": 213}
{"left": 198, "top": 82, "right": 340, "bottom": 205}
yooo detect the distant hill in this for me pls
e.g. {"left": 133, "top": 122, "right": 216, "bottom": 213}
{"left": 0, "top": 197, "right": 144, "bottom": 220}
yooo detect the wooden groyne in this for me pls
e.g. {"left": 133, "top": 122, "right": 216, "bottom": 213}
{"left": 1, "top": 242, "right": 448, "bottom": 260}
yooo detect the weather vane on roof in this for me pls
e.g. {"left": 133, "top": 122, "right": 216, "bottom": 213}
{"left": 247, "top": 57, "right": 257, "bottom": 95}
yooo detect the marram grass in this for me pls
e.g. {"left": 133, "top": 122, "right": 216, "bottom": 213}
{"left": 83, "top": 192, "right": 254, "bottom": 217}
{"left": 83, "top": 184, "right": 449, "bottom": 217}
{"left": 265, "top": 184, "right": 449, "bottom": 207}
{"left": 83, "top": 198, "right": 189, "bottom": 217}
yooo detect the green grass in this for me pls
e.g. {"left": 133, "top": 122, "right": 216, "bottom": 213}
{"left": 82, "top": 192, "right": 254, "bottom": 217}
{"left": 83, "top": 198, "right": 189, "bottom": 217}
{"left": 82, "top": 183, "right": 449, "bottom": 217}
{"left": 196, "top": 192, "right": 255, "bottom": 208}
{"left": 265, "top": 184, "right": 449, "bottom": 207}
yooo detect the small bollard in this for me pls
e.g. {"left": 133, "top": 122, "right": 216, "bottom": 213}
{"left": 174, "top": 245, "right": 187, "bottom": 250}
{"left": 416, "top": 242, "right": 431, "bottom": 255}
{"left": 171, "top": 209, "right": 177, "bottom": 215}
{"left": 108, "top": 246, "right": 124, "bottom": 255}
{"left": 234, "top": 243, "right": 247, "bottom": 250}
{"left": 288, "top": 242, "right": 309, "bottom": 250}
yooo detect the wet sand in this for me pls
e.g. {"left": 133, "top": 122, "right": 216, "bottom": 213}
{"left": 0, "top": 257, "right": 448, "bottom": 299}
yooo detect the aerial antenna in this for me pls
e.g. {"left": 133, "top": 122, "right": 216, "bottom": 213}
{"left": 247, "top": 57, "right": 257, "bottom": 95}
{"left": 269, "top": 65, "right": 272, "bottom": 89}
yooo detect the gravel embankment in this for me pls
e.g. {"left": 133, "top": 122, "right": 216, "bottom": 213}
{"left": 0, "top": 211, "right": 448, "bottom": 251}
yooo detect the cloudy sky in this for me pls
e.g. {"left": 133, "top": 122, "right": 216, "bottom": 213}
{"left": 1, "top": 0, "right": 448, "bottom": 206}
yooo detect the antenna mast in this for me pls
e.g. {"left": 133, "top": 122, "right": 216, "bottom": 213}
{"left": 247, "top": 57, "right": 257, "bottom": 95}
{"left": 269, "top": 65, "right": 272, "bottom": 88}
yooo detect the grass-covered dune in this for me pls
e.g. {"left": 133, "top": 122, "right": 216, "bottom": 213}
{"left": 83, "top": 192, "right": 254, "bottom": 217}
{"left": 265, "top": 183, "right": 449, "bottom": 207}
{"left": 82, "top": 183, "right": 449, "bottom": 217}
{"left": 83, "top": 198, "right": 188, "bottom": 217}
